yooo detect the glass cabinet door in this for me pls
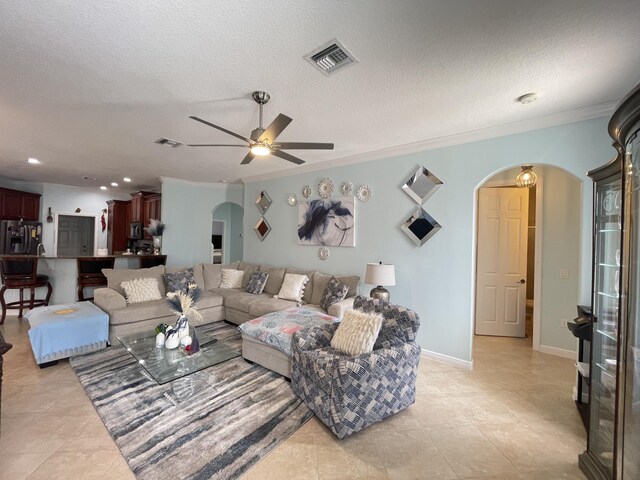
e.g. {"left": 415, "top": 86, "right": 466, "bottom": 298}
{"left": 589, "top": 171, "right": 623, "bottom": 476}
{"left": 623, "top": 130, "right": 640, "bottom": 479}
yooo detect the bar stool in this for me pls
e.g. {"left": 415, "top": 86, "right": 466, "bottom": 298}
{"left": 139, "top": 255, "right": 167, "bottom": 269}
{"left": 77, "top": 257, "right": 115, "bottom": 301}
{"left": 0, "top": 257, "right": 52, "bottom": 324}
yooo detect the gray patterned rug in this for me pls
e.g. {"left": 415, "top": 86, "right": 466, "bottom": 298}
{"left": 70, "top": 322, "right": 313, "bottom": 480}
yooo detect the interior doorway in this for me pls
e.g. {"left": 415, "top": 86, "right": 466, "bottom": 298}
{"left": 211, "top": 202, "right": 244, "bottom": 264}
{"left": 55, "top": 214, "right": 97, "bottom": 256}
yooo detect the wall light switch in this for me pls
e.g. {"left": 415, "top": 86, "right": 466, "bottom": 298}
{"left": 560, "top": 269, "right": 569, "bottom": 279}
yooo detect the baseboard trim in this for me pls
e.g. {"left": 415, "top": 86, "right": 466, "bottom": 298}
{"left": 421, "top": 349, "right": 474, "bottom": 371}
{"left": 538, "top": 344, "right": 576, "bottom": 359}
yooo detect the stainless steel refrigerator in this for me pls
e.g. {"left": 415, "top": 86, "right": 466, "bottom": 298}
{"left": 0, "top": 220, "right": 43, "bottom": 255}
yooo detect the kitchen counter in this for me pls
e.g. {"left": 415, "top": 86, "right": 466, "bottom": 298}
{"left": 0, "top": 254, "right": 167, "bottom": 305}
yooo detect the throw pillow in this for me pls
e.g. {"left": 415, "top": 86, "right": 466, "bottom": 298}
{"left": 320, "top": 276, "right": 349, "bottom": 311}
{"left": 276, "top": 273, "right": 309, "bottom": 302}
{"left": 330, "top": 309, "right": 383, "bottom": 356}
{"left": 120, "top": 277, "right": 162, "bottom": 304}
{"left": 163, "top": 267, "right": 194, "bottom": 294}
{"left": 246, "top": 271, "right": 269, "bottom": 295}
{"left": 220, "top": 269, "right": 245, "bottom": 289}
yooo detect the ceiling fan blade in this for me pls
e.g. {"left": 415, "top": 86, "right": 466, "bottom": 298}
{"left": 258, "top": 114, "right": 292, "bottom": 143}
{"left": 189, "top": 116, "right": 252, "bottom": 144}
{"left": 240, "top": 151, "right": 255, "bottom": 165}
{"left": 187, "top": 144, "right": 248, "bottom": 147}
{"left": 274, "top": 142, "right": 334, "bottom": 150}
{"left": 272, "top": 149, "right": 305, "bottom": 165}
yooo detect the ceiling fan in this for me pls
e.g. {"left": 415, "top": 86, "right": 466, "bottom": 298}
{"left": 187, "top": 91, "right": 334, "bottom": 165}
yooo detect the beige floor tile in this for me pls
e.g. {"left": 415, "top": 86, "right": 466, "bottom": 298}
{"left": 244, "top": 434, "right": 318, "bottom": 480}
{"left": 315, "top": 432, "right": 389, "bottom": 480}
{"left": 58, "top": 417, "right": 119, "bottom": 454}
{"left": 428, "top": 425, "right": 518, "bottom": 478}
{"left": 25, "top": 449, "right": 119, "bottom": 480}
{"left": 0, "top": 412, "right": 92, "bottom": 453}
{"left": 0, "top": 452, "right": 53, "bottom": 480}
{"left": 101, "top": 455, "right": 136, "bottom": 480}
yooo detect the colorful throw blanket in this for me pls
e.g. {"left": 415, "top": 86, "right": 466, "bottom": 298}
{"left": 238, "top": 307, "right": 338, "bottom": 355}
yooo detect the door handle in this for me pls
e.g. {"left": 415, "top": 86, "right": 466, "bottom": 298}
{"left": 517, "top": 279, "right": 526, "bottom": 284}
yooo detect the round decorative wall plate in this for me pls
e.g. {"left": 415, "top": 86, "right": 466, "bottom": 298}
{"left": 319, "top": 246, "right": 330, "bottom": 261}
{"left": 318, "top": 178, "right": 334, "bottom": 199}
{"left": 287, "top": 193, "right": 297, "bottom": 207}
{"left": 340, "top": 181, "right": 353, "bottom": 196}
{"left": 302, "top": 185, "right": 312, "bottom": 198}
{"left": 356, "top": 185, "right": 372, "bottom": 202}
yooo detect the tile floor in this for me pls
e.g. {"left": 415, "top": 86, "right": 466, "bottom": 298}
{"left": 0, "top": 317, "right": 586, "bottom": 479}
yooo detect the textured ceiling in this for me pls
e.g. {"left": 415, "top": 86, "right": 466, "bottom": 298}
{"left": 1, "top": 0, "right": 639, "bottom": 191}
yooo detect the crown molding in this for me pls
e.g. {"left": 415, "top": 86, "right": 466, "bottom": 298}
{"left": 160, "top": 176, "right": 244, "bottom": 189}
{"left": 241, "top": 101, "right": 616, "bottom": 184}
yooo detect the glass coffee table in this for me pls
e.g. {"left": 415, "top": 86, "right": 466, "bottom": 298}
{"left": 117, "top": 328, "right": 240, "bottom": 386}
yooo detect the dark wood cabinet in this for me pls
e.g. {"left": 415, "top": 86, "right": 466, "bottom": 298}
{"left": 106, "top": 200, "right": 129, "bottom": 254}
{"left": 0, "top": 187, "right": 40, "bottom": 221}
{"left": 143, "top": 193, "right": 161, "bottom": 239}
{"left": 130, "top": 193, "right": 143, "bottom": 223}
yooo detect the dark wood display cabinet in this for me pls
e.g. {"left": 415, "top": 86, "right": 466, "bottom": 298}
{"left": 579, "top": 83, "right": 640, "bottom": 479}
{"left": 106, "top": 200, "right": 129, "bottom": 254}
{"left": 0, "top": 187, "right": 40, "bottom": 221}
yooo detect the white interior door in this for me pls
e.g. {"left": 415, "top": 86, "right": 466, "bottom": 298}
{"left": 475, "top": 187, "right": 529, "bottom": 337}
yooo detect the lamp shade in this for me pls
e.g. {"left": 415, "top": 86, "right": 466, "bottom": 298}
{"left": 364, "top": 263, "right": 396, "bottom": 286}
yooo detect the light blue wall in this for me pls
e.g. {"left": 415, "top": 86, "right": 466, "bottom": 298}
{"left": 242, "top": 117, "right": 614, "bottom": 363}
{"left": 161, "top": 179, "right": 243, "bottom": 267}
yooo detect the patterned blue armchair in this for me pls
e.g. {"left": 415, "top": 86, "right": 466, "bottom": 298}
{"left": 291, "top": 295, "right": 421, "bottom": 439}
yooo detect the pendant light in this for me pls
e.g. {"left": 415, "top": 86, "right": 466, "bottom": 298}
{"left": 516, "top": 165, "right": 537, "bottom": 188}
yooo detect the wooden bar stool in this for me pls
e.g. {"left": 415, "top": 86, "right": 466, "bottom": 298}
{"left": 0, "top": 257, "right": 52, "bottom": 324}
{"left": 138, "top": 255, "right": 167, "bottom": 269}
{"left": 77, "top": 257, "right": 115, "bottom": 301}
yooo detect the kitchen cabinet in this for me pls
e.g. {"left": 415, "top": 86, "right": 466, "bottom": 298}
{"left": 130, "top": 193, "right": 143, "bottom": 223}
{"left": 579, "top": 82, "right": 640, "bottom": 479}
{"left": 143, "top": 193, "right": 161, "bottom": 239}
{"left": 0, "top": 187, "right": 40, "bottom": 221}
{"left": 106, "top": 200, "right": 129, "bottom": 254}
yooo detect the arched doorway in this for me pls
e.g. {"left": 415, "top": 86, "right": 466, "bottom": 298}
{"left": 211, "top": 202, "right": 244, "bottom": 264}
{"left": 474, "top": 164, "right": 582, "bottom": 354}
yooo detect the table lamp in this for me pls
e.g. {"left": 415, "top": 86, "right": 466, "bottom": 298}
{"left": 364, "top": 262, "right": 396, "bottom": 302}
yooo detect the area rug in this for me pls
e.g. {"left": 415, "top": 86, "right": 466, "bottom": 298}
{"left": 70, "top": 322, "right": 313, "bottom": 480}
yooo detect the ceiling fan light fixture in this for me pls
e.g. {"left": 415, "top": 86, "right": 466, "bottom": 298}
{"left": 250, "top": 144, "right": 271, "bottom": 156}
{"left": 516, "top": 165, "right": 538, "bottom": 188}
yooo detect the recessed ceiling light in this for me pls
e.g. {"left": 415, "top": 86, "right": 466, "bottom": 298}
{"left": 221, "top": 180, "right": 228, "bottom": 183}
{"left": 27, "top": 158, "right": 40, "bottom": 164}
{"left": 110, "top": 182, "right": 118, "bottom": 187}
{"left": 123, "top": 177, "right": 132, "bottom": 183}
{"left": 517, "top": 93, "right": 538, "bottom": 104}
{"left": 100, "top": 186, "right": 107, "bottom": 190}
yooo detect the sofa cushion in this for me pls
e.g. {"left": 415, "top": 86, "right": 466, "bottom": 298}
{"left": 109, "top": 298, "right": 172, "bottom": 326}
{"left": 238, "top": 262, "right": 261, "bottom": 288}
{"left": 202, "top": 264, "right": 223, "bottom": 290}
{"left": 277, "top": 273, "right": 309, "bottom": 302}
{"left": 163, "top": 267, "right": 194, "bottom": 293}
{"left": 286, "top": 268, "right": 317, "bottom": 303}
{"left": 103, "top": 265, "right": 165, "bottom": 297}
{"left": 208, "top": 287, "right": 245, "bottom": 299}
{"left": 197, "top": 290, "right": 224, "bottom": 309}
{"left": 121, "top": 277, "right": 163, "bottom": 304}
{"left": 225, "top": 292, "right": 271, "bottom": 313}
{"left": 310, "top": 272, "right": 359, "bottom": 305}
{"left": 245, "top": 271, "right": 269, "bottom": 295}
{"left": 192, "top": 264, "right": 205, "bottom": 290}
{"left": 260, "top": 265, "right": 286, "bottom": 295}
{"left": 222, "top": 262, "right": 239, "bottom": 270}
{"left": 220, "top": 269, "right": 244, "bottom": 289}
{"left": 248, "top": 298, "right": 299, "bottom": 318}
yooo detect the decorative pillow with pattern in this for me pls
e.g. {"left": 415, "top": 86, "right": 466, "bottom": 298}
{"left": 330, "top": 308, "right": 383, "bottom": 356}
{"left": 246, "top": 271, "right": 269, "bottom": 295}
{"left": 320, "top": 276, "right": 349, "bottom": 311}
{"left": 163, "top": 268, "right": 194, "bottom": 294}
{"left": 275, "top": 273, "right": 309, "bottom": 302}
{"left": 120, "top": 277, "right": 162, "bottom": 304}
{"left": 220, "top": 269, "right": 245, "bottom": 289}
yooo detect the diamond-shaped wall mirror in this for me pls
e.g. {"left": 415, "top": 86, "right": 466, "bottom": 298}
{"left": 401, "top": 208, "right": 441, "bottom": 246}
{"left": 402, "top": 167, "right": 442, "bottom": 205}
{"left": 254, "top": 217, "right": 271, "bottom": 241}
{"left": 255, "top": 191, "right": 272, "bottom": 214}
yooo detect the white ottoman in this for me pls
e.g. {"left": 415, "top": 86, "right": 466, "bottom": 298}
{"left": 24, "top": 302, "right": 109, "bottom": 366}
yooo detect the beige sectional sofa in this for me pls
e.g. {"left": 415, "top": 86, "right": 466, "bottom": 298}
{"left": 94, "top": 261, "right": 359, "bottom": 343}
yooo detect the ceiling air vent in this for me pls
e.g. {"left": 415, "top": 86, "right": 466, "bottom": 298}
{"left": 305, "top": 39, "right": 358, "bottom": 76}
{"left": 154, "top": 137, "right": 183, "bottom": 148}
